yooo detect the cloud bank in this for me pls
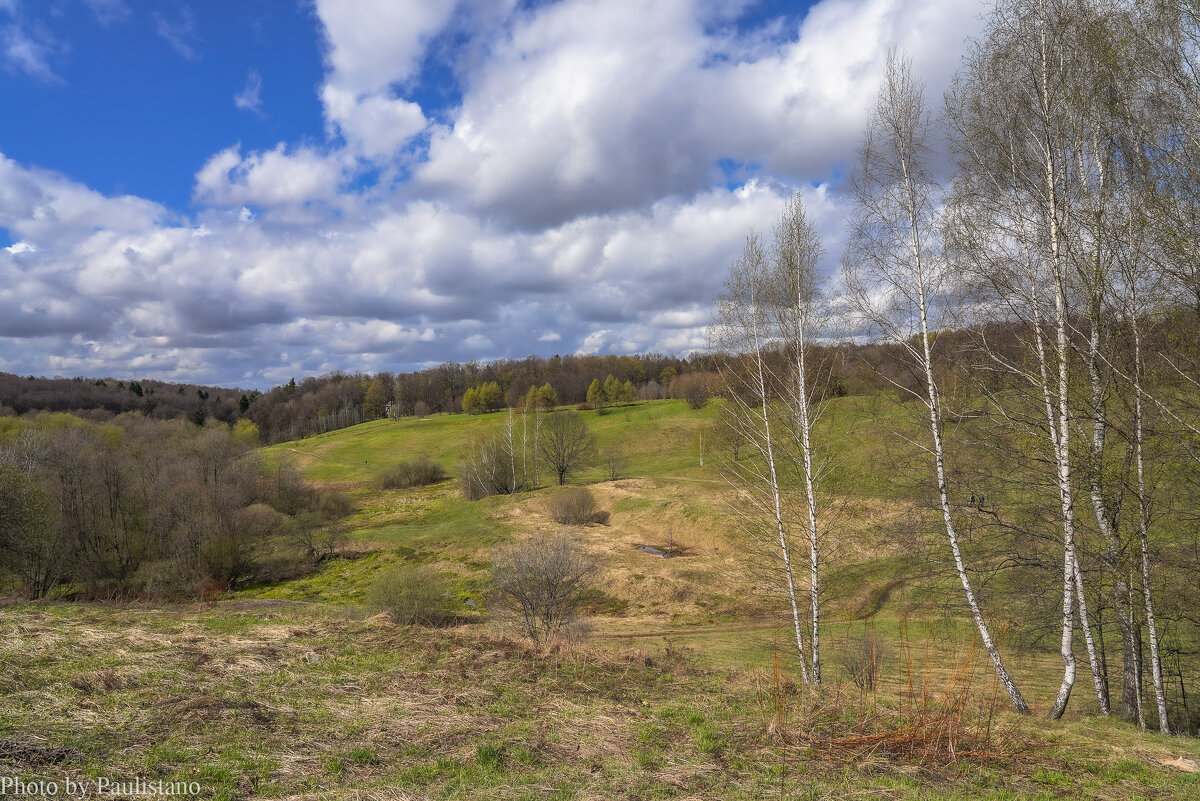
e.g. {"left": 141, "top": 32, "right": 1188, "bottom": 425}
{"left": 0, "top": 0, "right": 986, "bottom": 388}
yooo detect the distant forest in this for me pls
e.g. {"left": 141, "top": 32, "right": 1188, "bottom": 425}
{"left": 0, "top": 338, "right": 1002, "bottom": 444}
{"left": 0, "top": 373, "right": 253, "bottom": 426}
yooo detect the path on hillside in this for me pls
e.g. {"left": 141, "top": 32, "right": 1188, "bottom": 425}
{"left": 282, "top": 447, "right": 365, "bottom": 467}
{"left": 591, "top": 620, "right": 780, "bottom": 640}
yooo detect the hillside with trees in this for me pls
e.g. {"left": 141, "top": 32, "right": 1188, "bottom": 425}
{"left": 5, "top": 2, "right": 1200, "bottom": 798}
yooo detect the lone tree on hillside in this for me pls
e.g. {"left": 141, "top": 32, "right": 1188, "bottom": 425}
{"left": 538, "top": 410, "right": 594, "bottom": 485}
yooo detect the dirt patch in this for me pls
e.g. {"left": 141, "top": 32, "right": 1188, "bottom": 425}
{"left": 0, "top": 737, "right": 81, "bottom": 766}
{"left": 1160, "top": 755, "right": 1200, "bottom": 773}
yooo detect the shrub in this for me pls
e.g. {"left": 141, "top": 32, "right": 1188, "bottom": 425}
{"left": 263, "top": 457, "right": 317, "bottom": 516}
{"left": 199, "top": 533, "right": 258, "bottom": 586}
{"left": 378, "top": 455, "right": 448, "bottom": 489}
{"left": 367, "top": 565, "right": 456, "bottom": 626}
{"left": 490, "top": 534, "right": 597, "bottom": 645}
{"left": 836, "top": 629, "right": 889, "bottom": 691}
{"left": 286, "top": 514, "right": 347, "bottom": 564}
{"left": 548, "top": 487, "right": 609, "bottom": 525}
{"left": 316, "top": 490, "right": 357, "bottom": 520}
{"left": 129, "top": 558, "right": 195, "bottom": 599}
{"left": 234, "top": 502, "right": 286, "bottom": 539}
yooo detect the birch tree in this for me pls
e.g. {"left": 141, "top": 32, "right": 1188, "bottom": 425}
{"left": 1115, "top": 225, "right": 1173, "bottom": 732}
{"left": 712, "top": 232, "right": 812, "bottom": 682}
{"left": 769, "top": 192, "right": 830, "bottom": 683}
{"left": 944, "top": 0, "right": 1163, "bottom": 720}
{"left": 844, "top": 49, "right": 1030, "bottom": 714}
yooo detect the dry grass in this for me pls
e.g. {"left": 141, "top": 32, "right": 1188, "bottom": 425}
{"left": 2, "top": 603, "right": 1199, "bottom": 799}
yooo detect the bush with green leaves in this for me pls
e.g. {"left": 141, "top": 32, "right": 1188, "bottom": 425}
{"left": 367, "top": 565, "right": 457, "bottom": 626}
{"left": 377, "top": 455, "right": 448, "bottom": 489}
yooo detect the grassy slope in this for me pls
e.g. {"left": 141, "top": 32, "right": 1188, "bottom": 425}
{"left": 3, "top": 603, "right": 1199, "bottom": 800}
{"left": 4, "top": 398, "right": 1200, "bottom": 799}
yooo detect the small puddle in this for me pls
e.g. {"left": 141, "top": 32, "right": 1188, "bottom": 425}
{"left": 635, "top": 544, "right": 687, "bottom": 558}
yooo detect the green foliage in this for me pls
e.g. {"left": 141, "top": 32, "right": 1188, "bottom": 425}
{"left": 586, "top": 378, "right": 605, "bottom": 413}
{"left": 231, "top": 418, "right": 260, "bottom": 445}
{"left": 367, "top": 564, "right": 457, "bottom": 625}
{"left": 475, "top": 743, "right": 506, "bottom": 770}
{"left": 363, "top": 378, "right": 391, "bottom": 420}
{"left": 377, "top": 455, "right": 449, "bottom": 489}
{"left": 602, "top": 375, "right": 621, "bottom": 404}
{"left": 525, "top": 382, "right": 558, "bottom": 411}
{"left": 348, "top": 746, "right": 380, "bottom": 765}
{"left": 463, "top": 381, "right": 503, "bottom": 415}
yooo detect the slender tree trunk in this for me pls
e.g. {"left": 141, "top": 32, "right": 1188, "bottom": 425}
{"left": 1039, "top": 29, "right": 1080, "bottom": 716}
{"left": 1084, "top": 319, "right": 1124, "bottom": 719}
{"left": 1096, "top": 600, "right": 1110, "bottom": 702}
{"left": 1073, "top": 553, "right": 1109, "bottom": 715}
{"left": 1132, "top": 315, "right": 1170, "bottom": 733}
{"left": 748, "top": 320, "right": 810, "bottom": 683}
{"left": 845, "top": 50, "right": 1027, "bottom": 714}
{"left": 904, "top": 160, "right": 1026, "bottom": 711}
{"left": 1130, "top": 581, "right": 1146, "bottom": 730}
{"left": 506, "top": 408, "right": 517, "bottom": 493}
{"left": 534, "top": 409, "right": 542, "bottom": 487}
{"left": 795, "top": 325, "right": 822, "bottom": 684}
{"left": 918, "top": 287, "right": 1028, "bottom": 714}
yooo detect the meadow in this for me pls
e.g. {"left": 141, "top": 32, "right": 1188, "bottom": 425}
{"left": 3, "top": 398, "right": 1200, "bottom": 799}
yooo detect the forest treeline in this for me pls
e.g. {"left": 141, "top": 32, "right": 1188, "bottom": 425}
{"left": 0, "top": 372, "right": 256, "bottom": 425}
{"left": 0, "top": 345, "right": 950, "bottom": 445}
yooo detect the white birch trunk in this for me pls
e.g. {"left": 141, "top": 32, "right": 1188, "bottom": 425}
{"left": 1132, "top": 309, "right": 1171, "bottom": 733}
{"left": 534, "top": 408, "right": 542, "bottom": 487}
{"left": 795, "top": 327, "right": 822, "bottom": 684}
{"left": 902, "top": 154, "right": 1029, "bottom": 714}
{"left": 1037, "top": 23, "right": 1080, "bottom": 718}
{"left": 506, "top": 408, "right": 517, "bottom": 493}
{"left": 749, "top": 318, "right": 810, "bottom": 684}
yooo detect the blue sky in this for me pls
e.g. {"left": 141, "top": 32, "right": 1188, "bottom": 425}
{"left": 0, "top": 2, "right": 326, "bottom": 211}
{"left": 0, "top": 0, "right": 985, "bottom": 389}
